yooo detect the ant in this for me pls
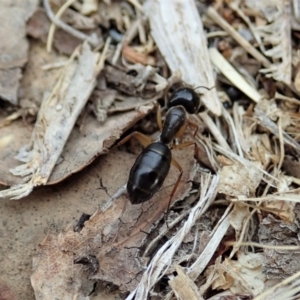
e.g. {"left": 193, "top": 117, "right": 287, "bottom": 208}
{"left": 119, "top": 83, "right": 213, "bottom": 206}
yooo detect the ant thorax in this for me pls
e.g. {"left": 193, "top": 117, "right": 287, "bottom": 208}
{"left": 159, "top": 106, "right": 187, "bottom": 145}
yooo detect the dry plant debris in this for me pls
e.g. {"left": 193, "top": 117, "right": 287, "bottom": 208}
{"left": 0, "top": 0, "right": 39, "bottom": 104}
{"left": 0, "top": 0, "right": 300, "bottom": 299}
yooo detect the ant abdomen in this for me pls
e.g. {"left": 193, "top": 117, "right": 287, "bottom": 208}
{"left": 127, "top": 142, "right": 172, "bottom": 204}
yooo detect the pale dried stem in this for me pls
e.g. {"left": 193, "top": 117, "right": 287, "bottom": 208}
{"left": 213, "top": 143, "right": 278, "bottom": 185}
{"left": 206, "top": 6, "right": 271, "bottom": 68}
{"left": 188, "top": 206, "right": 231, "bottom": 281}
{"left": 255, "top": 108, "right": 300, "bottom": 153}
{"left": 209, "top": 48, "right": 261, "bottom": 103}
{"left": 222, "top": 107, "right": 243, "bottom": 157}
{"left": 253, "top": 271, "right": 300, "bottom": 300}
{"left": 199, "top": 111, "right": 231, "bottom": 152}
{"left": 143, "top": 208, "right": 192, "bottom": 257}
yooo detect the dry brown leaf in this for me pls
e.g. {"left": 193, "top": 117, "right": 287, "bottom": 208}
{"left": 283, "top": 155, "right": 300, "bottom": 179}
{"left": 0, "top": 106, "right": 154, "bottom": 187}
{"left": 31, "top": 145, "right": 196, "bottom": 297}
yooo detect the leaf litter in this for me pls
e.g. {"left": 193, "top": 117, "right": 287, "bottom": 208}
{"left": 1, "top": 0, "right": 300, "bottom": 299}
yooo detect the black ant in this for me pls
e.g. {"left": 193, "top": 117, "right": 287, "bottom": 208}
{"left": 119, "top": 84, "right": 213, "bottom": 206}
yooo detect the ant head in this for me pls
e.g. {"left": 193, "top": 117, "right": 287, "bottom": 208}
{"left": 167, "top": 87, "right": 200, "bottom": 114}
{"left": 165, "top": 82, "right": 215, "bottom": 114}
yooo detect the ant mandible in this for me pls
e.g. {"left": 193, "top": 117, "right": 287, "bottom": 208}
{"left": 120, "top": 84, "right": 212, "bottom": 205}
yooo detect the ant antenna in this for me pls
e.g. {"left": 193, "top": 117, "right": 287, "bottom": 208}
{"left": 194, "top": 85, "right": 215, "bottom": 91}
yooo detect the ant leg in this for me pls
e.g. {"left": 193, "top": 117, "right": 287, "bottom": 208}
{"left": 117, "top": 131, "right": 152, "bottom": 148}
{"left": 165, "top": 142, "right": 198, "bottom": 225}
{"left": 174, "top": 120, "right": 199, "bottom": 140}
{"left": 174, "top": 123, "right": 188, "bottom": 139}
{"left": 172, "top": 141, "right": 199, "bottom": 159}
{"left": 194, "top": 85, "right": 215, "bottom": 92}
{"left": 187, "top": 119, "right": 199, "bottom": 137}
{"left": 172, "top": 141, "right": 194, "bottom": 149}
{"left": 157, "top": 105, "right": 163, "bottom": 132}
{"left": 165, "top": 157, "right": 183, "bottom": 225}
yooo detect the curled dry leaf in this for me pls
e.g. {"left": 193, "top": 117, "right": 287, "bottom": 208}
{"left": 31, "top": 146, "right": 196, "bottom": 297}
{"left": 144, "top": 0, "right": 222, "bottom": 116}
